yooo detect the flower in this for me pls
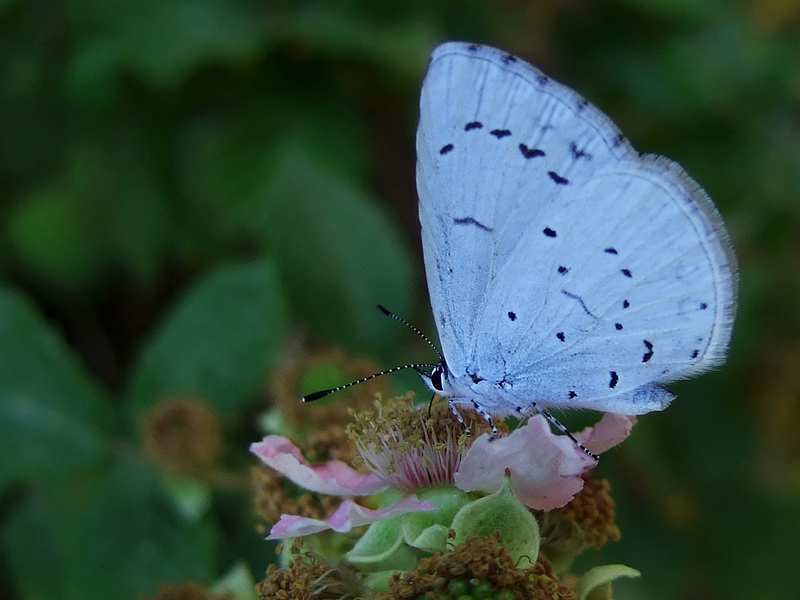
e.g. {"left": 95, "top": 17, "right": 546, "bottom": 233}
{"left": 250, "top": 430, "right": 436, "bottom": 540}
{"left": 454, "top": 412, "right": 634, "bottom": 511}
{"left": 346, "top": 392, "right": 500, "bottom": 491}
{"left": 253, "top": 434, "right": 387, "bottom": 497}
{"left": 251, "top": 394, "right": 635, "bottom": 540}
{"left": 252, "top": 425, "right": 357, "bottom": 531}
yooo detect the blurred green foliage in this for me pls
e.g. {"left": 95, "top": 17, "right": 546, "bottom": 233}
{"left": 1, "top": 0, "right": 799, "bottom": 599}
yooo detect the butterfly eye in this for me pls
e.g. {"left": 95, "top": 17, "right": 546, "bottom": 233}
{"left": 430, "top": 364, "right": 446, "bottom": 391}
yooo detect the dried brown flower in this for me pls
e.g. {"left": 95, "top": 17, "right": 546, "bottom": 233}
{"left": 269, "top": 347, "right": 386, "bottom": 434}
{"left": 377, "top": 532, "right": 574, "bottom": 600}
{"left": 146, "top": 580, "right": 230, "bottom": 600}
{"left": 539, "top": 475, "right": 620, "bottom": 556}
{"left": 256, "top": 541, "right": 360, "bottom": 600}
{"left": 142, "top": 397, "right": 222, "bottom": 476}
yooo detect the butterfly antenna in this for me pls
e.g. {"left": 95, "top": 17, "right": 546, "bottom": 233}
{"left": 302, "top": 363, "right": 437, "bottom": 403}
{"left": 377, "top": 305, "right": 443, "bottom": 361}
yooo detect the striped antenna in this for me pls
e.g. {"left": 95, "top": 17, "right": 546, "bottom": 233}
{"left": 302, "top": 363, "right": 437, "bottom": 403}
{"left": 302, "top": 306, "right": 441, "bottom": 403}
{"left": 377, "top": 305, "right": 443, "bottom": 360}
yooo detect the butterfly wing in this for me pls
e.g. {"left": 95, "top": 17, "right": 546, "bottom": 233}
{"left": 416, "top": 42, "right": 736, "bottom": 415}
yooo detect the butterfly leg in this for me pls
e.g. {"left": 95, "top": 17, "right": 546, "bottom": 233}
{"left": 517, "top": 403, "right": 598, "bottom": 460}
{"left": 446, "top": 398, "right": 472, "bottom": 435}
{"left": 470, "top": 400, "right": 499, "bottom": 439}
{"left": 447, "top": 398, "right": 499, "bottom": 438}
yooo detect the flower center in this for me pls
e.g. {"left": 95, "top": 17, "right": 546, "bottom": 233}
{"left": 346, "top": 394, "right": 495, "bottom": 492}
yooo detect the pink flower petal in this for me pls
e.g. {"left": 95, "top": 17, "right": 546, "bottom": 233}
{"left": 575, "top": 413, "right": 636, "bottom": 455}
{"left": 251, "top": 436, "right": 388, "bottom": 496}
{"left": 267, "top": 514, "right": 332, "bottom": 539}
{"left": 454, "top": 415, "right": 597, "bottom": 511}
{"left": 267, "top": 495, "right": 437, "bottom": 539}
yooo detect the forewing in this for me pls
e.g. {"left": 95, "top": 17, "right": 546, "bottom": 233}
{"left": 416, "top": 42, "right": 736, "bottom": 413}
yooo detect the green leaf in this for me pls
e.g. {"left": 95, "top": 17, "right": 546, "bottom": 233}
{"left": 67, "top": 0, "right": 266, "bottom": 99}
{"left": 450, "top": 479, "right": 540, "bottom": 563}
{"left": 262, "top": 149, "right": 414, "bottom": 352}
{"left": 273, "top": 4, "right": 435, "bottom": 80}
{"left": 575, "top": 564, "right": 641, "bottom": 600}
{"left": 7, "top": 178, "right": 106, "bottom": 295}
{"left": 7, "top": 139, "right": 173, "bottom": 295}
{"left": 126, "top": 261, "right": 289, "bottom": 417}
{"left": 174, "top": 97, "right": 371, "bottom": 259}
{"left": 609, "top": 0, "right": 716, "bottom": 22}
{"left": 0, "top": 287, "right": 112, "bottom": 488}
{"left": 3, "top": 457, "right": 218, "bottom": 600}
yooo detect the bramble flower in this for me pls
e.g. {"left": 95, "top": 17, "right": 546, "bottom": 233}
{"left": 252, "top": 393, "right": 639, "bottom": 598}
{"left": 251, "top": 394, "right": 633, "bottom": 541}
{"left": 251, "top": 425, "right": 437, "bottom": 540}
{"left": 453, "top": 409, "right": 633, "bottom": 511}
{"left": 252, "top": 347, "right": 395, "bottom": 536}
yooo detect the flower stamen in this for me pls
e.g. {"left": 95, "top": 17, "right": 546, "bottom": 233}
{"left": 346, "top": 394, "right": 498, "bottom": 492}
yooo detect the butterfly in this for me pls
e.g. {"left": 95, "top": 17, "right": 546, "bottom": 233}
{"left": 305, "top": 42, "right": 737, "bottom": 455}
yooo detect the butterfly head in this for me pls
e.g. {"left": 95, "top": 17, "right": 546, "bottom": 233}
{"left": 419, "top": 361, "right": 453, "bottom": 397}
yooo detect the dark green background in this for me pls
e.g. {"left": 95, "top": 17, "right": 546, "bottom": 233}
{"left": 2, "top": 1, "right": 799, "bottom": 598}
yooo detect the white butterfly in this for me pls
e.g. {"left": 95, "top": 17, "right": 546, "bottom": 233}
{"left": 415, "top": 42, "right": 737, "bottom": 431}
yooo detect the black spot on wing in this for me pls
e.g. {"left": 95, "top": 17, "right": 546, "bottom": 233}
{"left": 508, "top": 311, "right": 516, "bottom": 321}
{"left": 465, "top": 121, "right": 483, "bottom": 131}
{"left": 622, "top": 299, "right": 630, "bottom": 309}
{"left": 609, "top": 371, "right": 619, "bottom": 388}
{"left": 642, "top": 340, "right": 654, "bottom": 363}
{"left": 468, "top": 44, "right": 481, "bottom": 51}
{"left": 543, "top": 227, "right": 557, "bottom": 238}
{"left": 612, "top": 133, "right": 625, "bottom": 147}
{"left": 490, "top": 129, "right": 512, "bottom": 139}
{"left": 615, "top": 323, "right": 623, "bottom": 330}
{"left": 569, "top": 142, "right": 591, "bottom": 160}
{"left": 439, "top": 144, "right": 454, "bottom": 155}
{"left": 621, "top": 269, "right": 632, "bottom": 278}
{"left": 576, "top": 98, "right": 589, "bottom": 111}
{"left": 548, "top": 171, "right": 569, "bottom": 185}
{"left": 569, "top": 390, "right": 577, "bottom": 399}
{"left": 604, "top": 247, "right": 618, "bottom": 255}
{"left": 519, "top": 144, "right": 545, "bottom": 159}
{"left": 558, "top": 266, "right": 568, "bottom": 275}
{"left": 557, "top": 332, "right": 565, "bottom": 342}
{"left": 502, "top": 53, "right": 517, "bottom": 64}
{"left": 700, "top": 302, "right": 708, "bottom": 310}
{"left": 690, "top": 349, "right": 699, "bottom": 359}
{"left": 454, "top": 217, "right": 493, "bottom": 232}
{"left": 536, "top": 74, "right": 549, "bottom": 86}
